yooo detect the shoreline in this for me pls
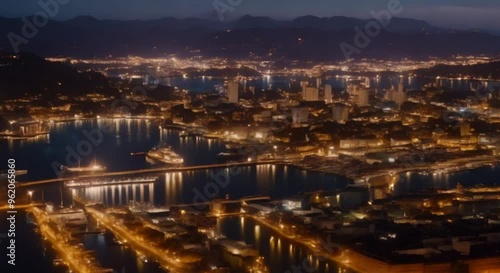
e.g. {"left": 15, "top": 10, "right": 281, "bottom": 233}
{"left": 243, "top": 214, "right": 351, "bottom": 271}
{"left": 287, "top": 155, "right": 500, "bottom": 185}
{"left": 5, "top": 117, "right": 500, "bottom": 190}
{"left": 158, "top": 121, "right": 500, "bottom": 186}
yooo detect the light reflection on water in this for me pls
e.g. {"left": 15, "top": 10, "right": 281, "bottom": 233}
{"left": 162, "top": 75, "right": 500, "bottom": 94}
{"left": 2, "top": 119, "right": 228, "bottom": 182}
{"left": 74, "top": 164, "right": 350, "bottom": 207}
{"left": 71, "top": 166, "right": 500, "bottom": 217}
{"left": 81, "top": 232, "right": 166, "bottom": 273}
{"left": 217, "top": 216, "right": 350, "bottom": 273}
{"left": 78, "top": 183, "right": 156, "bottom": 206}
{"left": 4, "top": 120, "right": 498, "bottom": 212}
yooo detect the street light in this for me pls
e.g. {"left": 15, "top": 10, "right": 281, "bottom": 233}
{"left": 8, "top": 121, "right": 15, "bottom": 132}
{"left": 28, "top": 190, "right": 33, "bottom": 203}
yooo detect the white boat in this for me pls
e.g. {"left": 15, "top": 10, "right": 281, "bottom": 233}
{"left": 146, "top": 145, "right": 183, "bottom": 165}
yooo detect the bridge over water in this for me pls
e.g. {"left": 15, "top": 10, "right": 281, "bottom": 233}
{"left": 18, "top": 160, "right": 284, "bottom": 188}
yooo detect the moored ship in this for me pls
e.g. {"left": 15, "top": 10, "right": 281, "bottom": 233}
{"left": 146, "top": 145, "right": 184, "bottom": 165}
{"left": 61, "top": 158, "right": 106, "bottom": 174}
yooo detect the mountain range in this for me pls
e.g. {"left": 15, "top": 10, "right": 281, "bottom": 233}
{"left": 1, "top": 15, "right": 499, "bottom": 60}
{"left": 0, "top": 53, "right": 117, "bottom": 100}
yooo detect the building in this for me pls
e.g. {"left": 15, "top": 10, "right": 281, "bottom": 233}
{"left": 348, "top": 83, "right": 360, "bottom": 96}
{"left": 398, "top": 81, "right": 405, "bottom": 93}
{"left": 364, "top": 77, "right": 371, "bottom": 88}
{"left": 397, "top": 81, "right": 407, "bottom": 104}
{"left": 249, "top": 86, "right": 256, "bottom": 96}
{"left": 339, "top": 138, "right": 383, "bottom": 149}
{"left": 390, "top": 135, "right": 412, "bottom": 147}
{"left": 357, "top": 88, "right": 370, "bottom": 106}
{"left": 282, "top": 195, "right": 310, "bottom": 211}
{"left": 292, "top": 107, "right": 309, "bottom": 124}
{"left": 436, "top": 135, "right": 478, "bottom": 151}
{"left": 316, "top": 77, "right": 322, "bottom": 88}
{"left": 300, "top": 81, "right": 309, "bottom": 99}
{"left": 461, "top": 122, "right": 471, "bottom": 137}
{"left": 304, "top": 87, "right": 320, "bottom": 101}
{"left": 227, "top": 81, "right": 239, "bottom": 103}
{"left": 339, "top": 187, "right": 369, "bottom": 209}
{"left": 478, "top": 134, "right": 500, "bottom": 147}
{"left": 324, "top": 84, "right": 333, "bottom": 103}
{"left": 389, "top": 81, "right": 408, "bottom": 107}
{"left": 332, "top": 103, "right": 349, "bottom": 123}
{"left": 343, "top": 249, "right": 453, "bottom": 273}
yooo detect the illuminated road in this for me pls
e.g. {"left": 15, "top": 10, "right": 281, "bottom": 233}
{"left": 359, "top": 155, "right": 500, "bottom": 183}
{"left": 29, "top": 207, "right": 109, "bottom": 273}
{"left": 245, "top": 215, "right": 355, "bottom": 272}
{"left": 86, "top": 207, "right": 196, "bottom": 273}
{"left": 0, "top": 203, "right": 42, "bottom": 211}
{"left": 18, "top": 160, "right": 284, "bottom": 188}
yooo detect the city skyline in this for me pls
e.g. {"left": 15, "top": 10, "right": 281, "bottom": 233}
{"left": 2, "top": 1, "right": 500, "bottom": 273}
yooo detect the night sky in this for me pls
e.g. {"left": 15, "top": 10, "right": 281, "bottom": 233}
{"left": 0, "top": 0, "right": 499, "bottom": 30}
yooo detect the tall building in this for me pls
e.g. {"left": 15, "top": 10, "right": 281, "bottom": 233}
{"left": 304, "top": 87, "right": 320, "bottom": 101}
{"left": 292, "top": 107, "right": 309, "bottom": 124}
{"left": 390, "top": 81, "right": 407, "bottom": 107}
{"left": 397, "top": 91, "right": 407, "bottom": 106}
{"left": 357, "top": 88, "right": 370, "bottom": 106}
{"left": 227, "top": 81, "right": 239, "bottom": 103}
{"left": 324, "top": 84, "right": 333, "bottom": 103}
{"left": 348, "top": 83, "right": 359, "bottom": 96}
{"left": 332, "top": 103, "right": 349, "bottom": 123}
{"left": 316, "top": 77, "right": 322, "bottom": 88}
{"left": 387, "top": 87, "right": 394, "bottom": 101}
{"left": 364, "top": 77, "right": 371, "bottom": 88}
{"left": 300, "top": 81, "right": 309, "bottom": 99}
{"left": 398, "top": 81, "right": 405, "bottom": 93}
